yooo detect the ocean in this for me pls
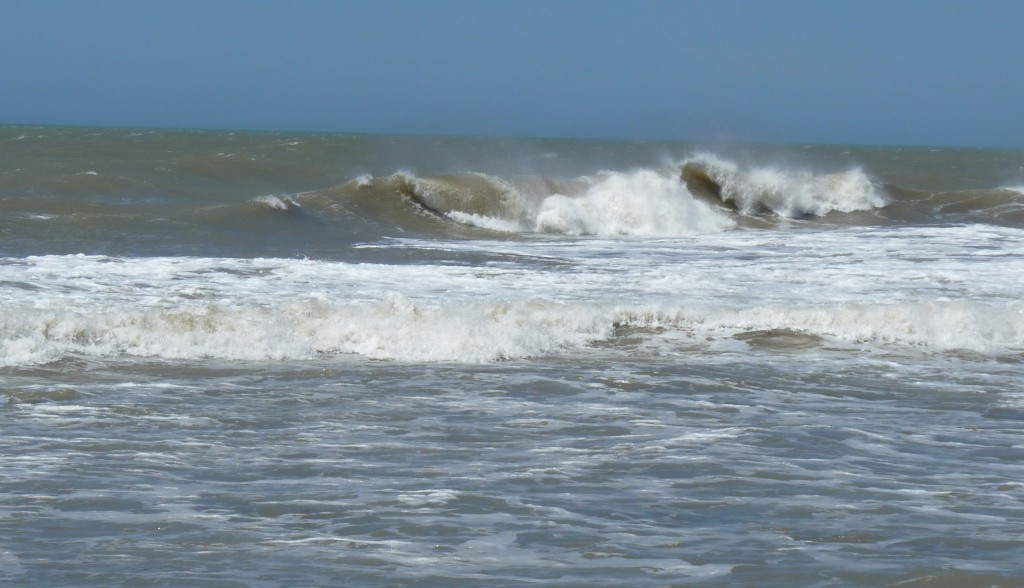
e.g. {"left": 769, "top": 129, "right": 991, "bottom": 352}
{"left": 2, "top": 125, "right": 1023, "bottom": 586}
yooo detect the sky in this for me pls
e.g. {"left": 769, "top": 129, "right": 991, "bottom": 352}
{"left": 2, "top": 0, "right": 1022, "bottom": 148}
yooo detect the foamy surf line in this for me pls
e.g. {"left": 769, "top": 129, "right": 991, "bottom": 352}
{"left": 2, "top": 228, "right": 1021, "bottom": 367}
{"left": 2, "top": 294, "right": 1021, "bottom": 366}
{"left": 3, "top": 301, "right": 1021, "bottom": 366}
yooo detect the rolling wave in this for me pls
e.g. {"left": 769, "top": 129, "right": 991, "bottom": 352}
{"left": 249, "top": 194, "right": 303, "bottom": 212}
{"left": 679, "top": 153, "right": 887, "bottom": 217}
{"left": 327, "top": 155, "right": 894, "bottom": 238}
{"left": 4, "top": 151, "right": 1023, "bottom": 257}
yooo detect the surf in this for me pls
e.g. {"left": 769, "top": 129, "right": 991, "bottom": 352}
{"left": 3, "top": 236, "right": 1021, "bottom": 366}
{"left": 679, "top": 152, "right": 888, "bottom": 217}
{"left": 320, "top": 154, "right": 898, "bottom": 239}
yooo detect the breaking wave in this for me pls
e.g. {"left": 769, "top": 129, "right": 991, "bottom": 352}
{"left": 680, "top": 153, "right": 888, "bottom": 217}
{"left": 250, "top": 194, "right": 302, "bottom": 212}
{"left": 531, "top": 169, "right": 734, "bottom": 236}
{"left": 3, "top": 297, "right": 1021, "bottom": 366}
{"left": 339, "top": 154, "right": 890, "bottom": 238}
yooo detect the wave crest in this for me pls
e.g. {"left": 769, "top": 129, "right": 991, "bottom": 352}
{"left": 375, "top": 169, "right": 734, "bottom": 237}
{"left": 307, "top": 154, "right": 898, "bottom": 240}
{"left": 250, "top": 194, "right": 302, "bottom": 211}
{"left": 681, "top": 153, "right": 887, "bottom": 217}
{"left": 533, "top": 169, "right": 734, "bottom": 236}
{"left": 373, "top": 155, "right": 888, "bottom": 237}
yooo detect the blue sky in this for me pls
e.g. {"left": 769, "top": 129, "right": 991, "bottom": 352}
{"left": 2, "top": 0, "right": 1022, "bottom": 148}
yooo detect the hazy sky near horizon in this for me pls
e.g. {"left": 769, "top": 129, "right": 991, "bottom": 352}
{"left": 2, "top": 0, "right": 1022, "bottom": 148}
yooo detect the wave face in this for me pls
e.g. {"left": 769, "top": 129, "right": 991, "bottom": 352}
{"left": 338, "top": 160, "right": 893, "bottom": 239}
{"left": 383, "top": 168, "right": 735, "bottom": 237}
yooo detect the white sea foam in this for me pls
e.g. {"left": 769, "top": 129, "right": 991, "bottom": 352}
{"left": 622, "top": 300, "right": 1024, "bottom": 354}
{"left": 1, "top": 225, "right": 1021, "bottom": 365}
{"left": 250, "top": 194, "right": 301, "bottom": 211}
{"left": 445, "top": 211, "right": 525, "bottom": 233}
{"left": 2, "top": 295, "right": 1020, "bottom": 365}
{"left": 437, "top": 168, "right": 734, "bottom": 237}
{"left": 437, "top": 154, "right": 885, "bottom": 237}
{"left": 685, "top": 153, "right": 887, "bottom": 217}
{"left": 533, "top": 169, "right": 734, "bottom": 236}
{"left": 0, "top": 297, "right": 612, "bottom": 364}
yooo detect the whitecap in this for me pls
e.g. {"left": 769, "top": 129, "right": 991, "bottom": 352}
{"left": 533, "top": 169, "right": 734, "bottom": 237}
{"left": 683, "top": 153, "right": 887, "bottom": 217}
{"left": 250, "top": 194, "right": 301, "bottom": 211}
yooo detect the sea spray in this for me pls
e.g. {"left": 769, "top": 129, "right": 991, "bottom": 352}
{"left": 385, "top": 156, "right": 889, "bottom": 236}
{"left": 249, "top": 194, "right": 302, "bottom": 211}
{"left": 681, "top": 152, "right": 887, "bottom": 217}
{"left": 533, "top": 169, "right": 733, "bottom": 236}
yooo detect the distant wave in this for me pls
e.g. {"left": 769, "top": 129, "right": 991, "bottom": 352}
{"left": 404, "top": 168, "right": 736, "bottom": 237}
{"left": 8, "top": 149, "right": 1022, "bottom": 254}
{"left": 171, "top": 152, "right": 324, "bottom": 182}
{"left": 336, "top": 155, "right": 892, "bottom": 238}
{"left": 247, "top": 172, "right": 1024, "bottom": 237}
{"left": 878, "top": 186, "right": 1024, "bottom": 226}
{"left": 42, "top": 170, "right": 151, "bottom": 196}
{"left": 249, "top": 194, "right": 302, "bottom": 212}
{"left": 530, "top": 169, "right": 733, "bottom": 236}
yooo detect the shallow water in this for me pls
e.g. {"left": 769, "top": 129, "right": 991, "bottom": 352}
{"left": 5, "top": 354, "right": 1024, "bottom": 586}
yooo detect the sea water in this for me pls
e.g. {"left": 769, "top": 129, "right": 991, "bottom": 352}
{"left": 2, "top": 126, "right": 1023, "bottom": 586}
